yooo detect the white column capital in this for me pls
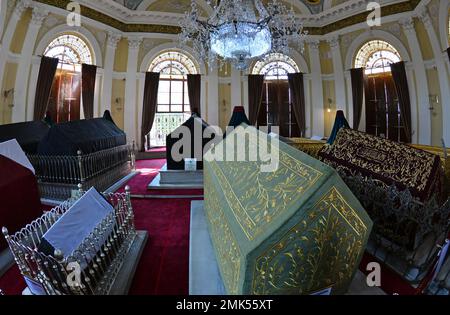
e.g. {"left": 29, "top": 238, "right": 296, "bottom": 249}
{"left": 30, "top": 8, "right": 49, "bottom": 27}
{"left": 307, "top": 39, "right": 320, "bottom": 51}
{"left": 128, "top": 37, "right": 142, "bottom": 50}
{"left": 327, "top": 36, "right": 340, "bottom": 50}
{"left": 107, "top": 31, "right": 122, "bottom": 49}
{"left": 399, "top": 17, "right": 415, "bottom": 32}
{"left": 416, "top": 7, "right": 432, "bottom": 27}
{"left": 13, "top": 0, "right": 30, "bottom": 18}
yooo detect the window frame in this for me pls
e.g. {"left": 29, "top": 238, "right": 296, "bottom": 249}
{"left": 252, "top": 53, "right": 301, "bottom": 137}
{"left": 44, "top": 34, "right": 93, "bottom": 72}
{"left": 354, "top": 40, "right": 401, "bottom": 75}
{"left": 156, "top": 76, "right": 190, "bottom": 114}
{"left": 148, "top": 51, "right": 198, "bottom": 114}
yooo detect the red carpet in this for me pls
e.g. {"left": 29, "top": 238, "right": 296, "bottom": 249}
{"left": 119, "top": 159, "right": 165, "bottom": 195}
{"left": 129, "top": 198, "right": 191, "bottom": 295}
{"left": 146, "top": 147, "right": 167, "bottom": 153}
{"left": 119, "top": 159, "right": 203, "bottom": 196}
{"left": 0, "top": 266, "right": 24, "bottom": 295}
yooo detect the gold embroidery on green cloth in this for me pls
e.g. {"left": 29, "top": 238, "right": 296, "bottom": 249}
{"left": 209, "top": 131, "right": 324, "bottom": 241}
{"left": 252, "top": 187, "right": 368, "bottom": 295}
{"left": 204, "top": 167, "right": 241, "bottom": 294}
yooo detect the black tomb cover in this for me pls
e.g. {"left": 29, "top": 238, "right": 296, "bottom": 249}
{"left": 228, "top": 106, "right": 251, "bottom": 128}
{"left": 37, "top": 118, "right": 127, "bottom": 156}
{"left": 0, "top": 121, "right": 50, "bottom": 154}
{"left": 166, "top": 114, "right": 215, "bottom": 170}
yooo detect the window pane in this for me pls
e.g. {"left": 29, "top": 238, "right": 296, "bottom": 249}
{"left": 158, "top": 92, "right": 170, "bottom": 105}
{"left": 158, "top": 105, "right": 170, "bottom": 112}
{"left": 159, "top": 80, "right": 171, "bottom": 93}
{"left": 172, "top": 105, "right": 183, "bottom": 112}
{"left": 185, "top": 93, "right": 190, "bottom": 105}
{"left": 171, "top": 81, "right": 183, "bottom": 93}
{"left": 172, "top": 93, "right": 183, "bottom": 104}
{"left": 184, "top": 105, "right": 191, "bottom": 113}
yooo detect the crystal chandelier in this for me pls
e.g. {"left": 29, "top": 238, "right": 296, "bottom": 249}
{"left": 179, "top": 0, "right": 307, "bottom": 71}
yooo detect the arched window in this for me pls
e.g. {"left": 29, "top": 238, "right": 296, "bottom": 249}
{"left": 252, "top": 53, "right": 300, "bottom": 80}
{"left": 251, "top": 53, "right": 302, "bottom": 137}
{"left": 354, "top": 40, "right": 407, "bottom": 142}
{"left": 355, "top": 40, "right": 401, "bottom": 75}
{"left": 147, "top": 51, "right": 198, "bottom": 148}
{"left": 44, "top": 34, "right": 93, "bottom": 123}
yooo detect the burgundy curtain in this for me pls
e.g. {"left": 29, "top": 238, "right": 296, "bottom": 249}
{"left": 141, "top": 72, "right": 160, "bottom": 151}
{"left": 288, "top": 73, "right": 306, "bottom": 137}
{"left": 187, "top": 74, "right": 201, "bottom": 116}
{"left": 390, "top": 61, "right": 412, "bottom": 143}
{"left": 81, "top": 64, "right": 97, "bottom": 119}
{"left": 33, "top": 56, "right": 59, "bottom": 121}
{"left": 248, "top": 74, "right": 265, "bottom": 125}
{"left": 350, "top": 68, "right": 365, "bottom": 130}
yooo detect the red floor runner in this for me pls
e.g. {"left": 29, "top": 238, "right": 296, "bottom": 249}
{"left": 146, "top": 147, "right": 167, "bottom": 153}
{"left": 120, "top": 159, "right": 203, "bottom": 196}
{"left": 129, "top": 198, "right": 191, "bottom": 295}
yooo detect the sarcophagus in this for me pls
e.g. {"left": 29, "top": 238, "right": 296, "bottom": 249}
{"left": 318, "top": 128, "right": 449, "bottom": 251}
{"left": 166, "top": 114, "right": 215, "bottom": 170}
{"left": 203, "top": 125, "right": 373, "bottom": 295}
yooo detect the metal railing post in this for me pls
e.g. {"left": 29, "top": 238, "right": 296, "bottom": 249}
{"left": 131, "top": 142, "right": 136, "bottom": 171}
{"left": 77, "top": 150, "right": 85, "bottom": 187}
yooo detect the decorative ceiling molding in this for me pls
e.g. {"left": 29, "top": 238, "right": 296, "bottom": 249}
{"left": 33, "top": 0, "right": 423, "bottom": 36}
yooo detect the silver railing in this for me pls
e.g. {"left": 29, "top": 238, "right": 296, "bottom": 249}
{"left": 2, "top": 187, "right": 137, "bottom": 295}
{"left": 27, "top": 144, "right": 135, "bottom": 200}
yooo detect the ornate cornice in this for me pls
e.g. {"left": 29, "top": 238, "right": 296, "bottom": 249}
{"left": 33, "top": 0, "right": 423, "bottom": 36}
{"left": 34, "top": 0, "right": 181, "bottom": 34}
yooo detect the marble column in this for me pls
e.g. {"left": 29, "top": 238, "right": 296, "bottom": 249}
{"left": 231, "top": 67, "right": 242, "bottom": 111}
{"left": 400, "top": 17, "right": 431, "bottom": 145}
{"left": 308, "top": 39, "right": 324, "bottom": 137}
{"left": 417, "top": 8, "right": 450, "bottom": 145}
{"left": 124, "top": 37, "right": 142, "bottom": 145}
{"left": 0, "top": 0, "right": 29, "bottom": 97}
{"left": 101, "top": 31, "right": 121, "bottom": 115}
{"left": 344, "top": 72, "right": 354, "bottom": 129}
{"left": 12, "top": 7, "right": 48, "bottom": 123}
{"left": 327, "top": 36, "right": 347, "bottom": 116}
{"left": 207, "top": 67, "right": 219, "bottom": 126}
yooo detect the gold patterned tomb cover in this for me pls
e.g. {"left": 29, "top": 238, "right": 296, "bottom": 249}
{"left": 203, "top": 125, "right": 373, "bottom": 295}
{"left": 318, "top": 128, "right": 444, "bottom": 202}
